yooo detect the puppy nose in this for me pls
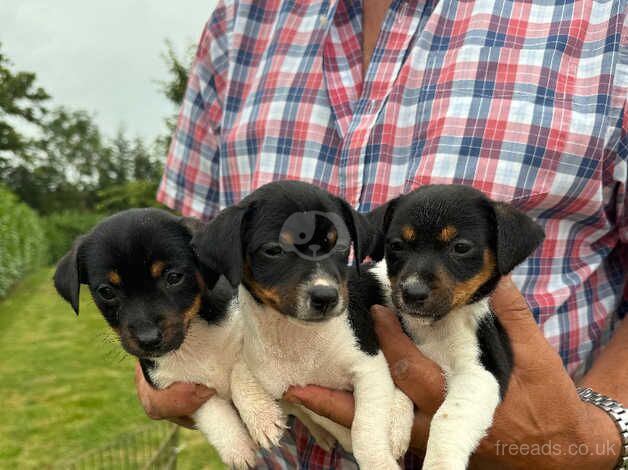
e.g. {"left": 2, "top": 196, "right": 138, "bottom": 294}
{"left": 402, "top": 281, "right": 430, "bottom": 304}
{"left": 309, "top": 286, "right": 339, "bottom": 313}
{"left": 135, "top": 326, "right": 162, "bottom": 350}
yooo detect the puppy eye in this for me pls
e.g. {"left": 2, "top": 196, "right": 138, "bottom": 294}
{"left": 452, "top": 240, "right": 474, "bottom": 255}
{"left": 388, "top": 239, "right": 404, "bottom": 252}
{"left": 165, "top": 271, "right": 184, "bottom": 286}
{"left": 262, "top": 244, "right": 284, "bottom": 258}
{"left": 98, "top": 286, "right": 116, "bottom": 301}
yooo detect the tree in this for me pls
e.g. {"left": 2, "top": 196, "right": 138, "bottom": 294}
{"left": 0, "top": 42, "right": 49, "bottom": 174}
{"left": 155, "top": 41, "right": 194, "bottom": 156}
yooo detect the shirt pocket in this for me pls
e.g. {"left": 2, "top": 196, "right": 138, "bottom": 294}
{"left": 404, "top": 44, "right": 579, "bottom": 208}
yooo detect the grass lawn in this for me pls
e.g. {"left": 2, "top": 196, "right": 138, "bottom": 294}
{"left": 0, "top": 267, "right": 227, "bottom": 469}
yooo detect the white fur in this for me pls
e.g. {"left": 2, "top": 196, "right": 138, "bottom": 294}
{"left": 148, "top": 301, "right": 257, "bottom": 469}
{"left": 371, "top": 261, "right": 502, "bottom": 470}
{"left": 232, "top": 285, "right": 414, "bottom": 469}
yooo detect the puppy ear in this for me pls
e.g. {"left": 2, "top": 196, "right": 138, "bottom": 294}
{"left": 53, "top": 236, "right": 88, "bottom": 315}
{"left": 491, "top": 201, "right": 545, "bottom": 275}
{"left": 366, "top": 198, "right": 400, "bottom": 260}
{"left": 191, "top": 205, "right": 248, "bottom": 288}
{"left": 367, "top": 197, "right": 399, "bottom": 235}
{"left": 335, "top": 198, "right": 382, "bottom": 272}
{"left": 178, "top": 216, "right": 205, "bottom": 237}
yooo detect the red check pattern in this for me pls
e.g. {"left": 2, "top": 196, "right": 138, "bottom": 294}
{"left": 158, "top": 0, "right": 627, "bottom": 467}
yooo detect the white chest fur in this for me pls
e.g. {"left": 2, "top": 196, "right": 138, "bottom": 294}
{"left": 149, "top": 299, "right": 242, "bottom": 398}
{"left": 234, "top": 284, "right": 413, "bottom": 468}
{"left": 238, "top": 286, "right": 363, "bottom": 397}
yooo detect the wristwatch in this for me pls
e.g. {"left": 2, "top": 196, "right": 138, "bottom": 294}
{"left": 577, "top": 387, "right": 628, "bottom": 470}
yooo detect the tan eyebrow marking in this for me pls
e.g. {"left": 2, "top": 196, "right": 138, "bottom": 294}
{"left": 150, "top": 261, "right": 165, "bottom": 279}
{"left": 401, "top": 225, "right": 416, "bottom": 242}
{"left": 108, "top": 271, "right": 121, "bottom": 285}
{"left": 438, "top": 225, "right": 458, "bottom": 242}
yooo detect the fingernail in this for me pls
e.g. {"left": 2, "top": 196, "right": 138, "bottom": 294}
{"left": 194, "top": 385, "right": 213, "bottom": 400}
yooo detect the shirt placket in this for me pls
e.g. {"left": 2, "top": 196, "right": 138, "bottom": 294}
{"left": 338, "top": 0, "right": 423, "bottom": 206}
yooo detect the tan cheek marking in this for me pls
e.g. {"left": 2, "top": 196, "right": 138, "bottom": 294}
{"left": 401, "top": 225, "right": 416, "bottom": 242}
{"left": 108, "top": 271, "right": 121, "bottom": 285}
{"left": 150, "top": 261, "right": 165, "bottom": 279}
{"left": 438, "top": 225, "right": 458, "bottom": 242}
{"left": 243, "top": 263, "right": 281, "bottom": 309}
{"left": 451, "top": 249, "right": 496, "bottom": 308}
{"left": 183, "top": 295, "right": 202, "bottom": 324}
{"left": 195, "top": 271, "right": 206, "bottom": 290}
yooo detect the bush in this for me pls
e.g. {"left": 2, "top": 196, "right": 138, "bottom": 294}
{"left": 96, "top": 180, "right": 163, "bottom": 213}
{"left": 0, "top": 186, "right": 48, "bottom": 297}
{"left": 43, "top": 211, "right": 106, "bottom": 264}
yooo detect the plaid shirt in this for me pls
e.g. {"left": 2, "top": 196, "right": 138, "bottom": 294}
{"left": 158, "top": 0, "right": 627, "bottom": 467}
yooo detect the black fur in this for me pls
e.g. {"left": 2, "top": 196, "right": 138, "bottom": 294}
{"left": 347, "top": 266, "right": 387, "bottom": 355}
{"left": 476, "top": 313, "right": 514, "bottom": 399}
{"left": 139, "top": 358, "right": 158, "bottom": 388}
{"left": 53, "top": 208, "right": 229, "bottom": 359}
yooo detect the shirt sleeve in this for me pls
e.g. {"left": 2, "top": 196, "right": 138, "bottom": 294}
{"left": 603, "top": 10, "right": 627, "bottom": 317}
{"left": 157, "top": 0, "right": 232, "bottom": 220}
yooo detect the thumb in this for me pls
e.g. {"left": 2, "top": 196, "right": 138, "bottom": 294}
{"left": 372, "top": 305, "right": 445, "bottom": 414}
{"left": 489, "top": 277, "right": 546, "bottom": 346}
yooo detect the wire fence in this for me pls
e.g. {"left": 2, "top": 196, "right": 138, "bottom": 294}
{"left": 54, "top": 421, "right": 179, "bottom": 470}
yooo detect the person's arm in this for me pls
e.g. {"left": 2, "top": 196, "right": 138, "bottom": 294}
{"left": 284, "top": 278, "right": 624, "bottom": 470}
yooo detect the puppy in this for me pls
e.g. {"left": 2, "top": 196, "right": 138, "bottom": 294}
{"left": 192, "top": 180, "right": 415, "bottom": 469}
{"left": 53, "top": 208, "right": 257, "bottom": 469}
{"left": 370, "top": 184, "right": 545, "bottom": 470}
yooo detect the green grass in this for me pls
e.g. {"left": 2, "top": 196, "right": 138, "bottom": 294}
{"left": 0, "top": 267, "right": 226, "bottom": 469}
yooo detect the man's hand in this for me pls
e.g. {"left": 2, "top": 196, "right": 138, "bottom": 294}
{"left": 134, "top": 362, "right": 215, "bottom": 429}
{"left": 283, "top": 278, "right": 622, "bottom": 470}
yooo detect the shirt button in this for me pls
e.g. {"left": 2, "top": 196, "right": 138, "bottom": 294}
{"left": 320, "top": 14, "right": 328, "bottom": 26}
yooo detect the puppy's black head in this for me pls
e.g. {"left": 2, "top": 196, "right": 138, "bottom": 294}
{"left": 193, "top": 180, "right": 381, "bottom": 322}
{"left": 371, "top": 185, "right": 544, "bottom": 322}
{"left": 53, "top": 209, "right": 216, "bottom": 358}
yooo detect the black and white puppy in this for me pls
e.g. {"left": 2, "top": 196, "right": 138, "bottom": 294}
{"left": 53, "top": 208, "right": 257, "bottom": 469}
{"left": 193, "top": 180, "right": 414, "bottom": 469}
{"left": 370, "top": 184, "right": 545, "bottom": 470}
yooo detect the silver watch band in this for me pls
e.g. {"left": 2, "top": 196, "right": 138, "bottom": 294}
{"left": 577, "top": 387, "right": 628, "bottom": 470}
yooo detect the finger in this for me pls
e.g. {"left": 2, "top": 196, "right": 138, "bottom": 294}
{"left": 134, "top": 362, "right": 215, "bottom": 419}
{"left": 283, "top": 385, "right": 355, "bottom": 428}
{"left": 489, "top": 277, "right": 546, "bottom": 344}
{"left": 169, "top": 416, "right": 197, "bottom": 429}
{"left": 409, "top": 411, "right": 431, "bottom": 454}
{"left": 372, "top": 305, "right": 445, "bottom": 414}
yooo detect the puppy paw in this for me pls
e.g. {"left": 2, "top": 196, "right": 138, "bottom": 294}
{"left": 246, "top": 403, "right": 287, "bottom": 449}
{"left": 219, "top": 442, "right": 258, "bottom": 470}
{"left": 389, "top": 391, "right": 414, "bottom": 459}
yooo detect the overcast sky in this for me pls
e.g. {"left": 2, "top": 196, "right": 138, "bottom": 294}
{"left": 1, "top": 1, "right": 217, "bottom": 142}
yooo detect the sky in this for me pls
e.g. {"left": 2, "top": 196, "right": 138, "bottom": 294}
{"left": 1, "top": 0, "right": 217, "bottom": 142}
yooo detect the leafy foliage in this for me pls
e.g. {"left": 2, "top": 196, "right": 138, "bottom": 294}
{"left": 0, "top": 186, "right": 47, "bottom": 297}
{"left": 0, "top": 43, "right": 49, "bottom": 168}
{"left": 42, "top": 211, "right": 106, "bottom": 264}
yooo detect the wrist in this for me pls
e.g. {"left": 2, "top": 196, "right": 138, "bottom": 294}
{"left": 574, "top": 394, "right": 624, "bottom": 470}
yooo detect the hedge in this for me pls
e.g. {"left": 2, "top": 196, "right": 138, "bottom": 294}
{"left": 0, "top": 186, "right": 48, "bottom": 297}
{"left": 42, "top": 210, "right": 106, "bottom": 265}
